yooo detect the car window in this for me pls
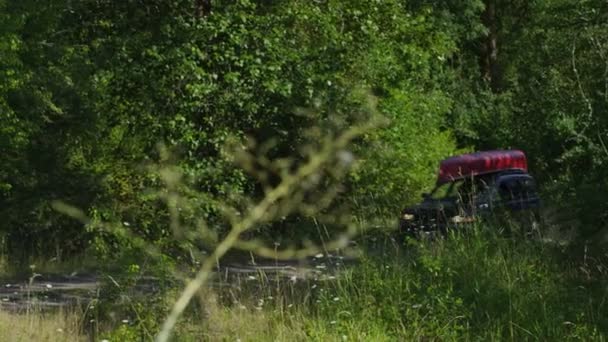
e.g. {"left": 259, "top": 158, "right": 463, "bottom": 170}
{"left": 499, "top": 177, "right": 537, "bottom": 201}
{"left": 430, "top": 178, "right": 490, "bottom": 201}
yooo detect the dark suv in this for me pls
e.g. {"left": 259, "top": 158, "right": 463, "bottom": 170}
{"left": 399, "top": 150, "right": 541, "bottom": 236}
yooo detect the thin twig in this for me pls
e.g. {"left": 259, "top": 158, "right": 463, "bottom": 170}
{"left": 155, "top": 120, "right": 379, "bottom": 342}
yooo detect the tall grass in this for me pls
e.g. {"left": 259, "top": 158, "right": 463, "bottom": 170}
{"left": 114, "top": 225, "right": 605, "bottom": 341}
{"left": 0, "top": 309, "right": 84, "bottom": 341}
{"left": 2, "top": 224, "right": 607, "bottom": 340}
{"left": 318, "top": 228, "right": 607, "bottom": 340}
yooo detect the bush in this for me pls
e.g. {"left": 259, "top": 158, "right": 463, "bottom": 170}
{"left": 309, "top": 227, "right": 607, "bottom": 340}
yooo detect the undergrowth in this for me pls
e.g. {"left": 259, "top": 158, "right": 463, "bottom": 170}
{"left": 97, "top": 225, "right": 608, "bottom": 341}
{"left": 2, "top": 224, "right": 606, "bottom": 341}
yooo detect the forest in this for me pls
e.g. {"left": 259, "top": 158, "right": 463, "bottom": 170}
{"left": 1, "top": 0, "right": 608, "bottom": 340}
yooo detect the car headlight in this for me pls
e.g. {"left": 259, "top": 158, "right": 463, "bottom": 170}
{"left": 450, "top": 215, "right": 475, "bottom": 223}
{"left": 402, "top": 213, "right": 415, "bottom": 220}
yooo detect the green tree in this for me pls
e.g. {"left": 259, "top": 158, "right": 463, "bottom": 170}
{"left": 0, "top": 0, "right": 488, "bottom": 259}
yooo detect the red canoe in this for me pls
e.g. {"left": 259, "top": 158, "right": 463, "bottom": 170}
{"left": 437, "top": 150, "right": 528, "bottom": 185}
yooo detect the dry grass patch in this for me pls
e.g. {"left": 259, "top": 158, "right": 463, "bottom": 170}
{"left": 0, "top": 309, "right": 84, "bottom": 342}
{"left": 177, "top": 292, "right": 310, "bottom": 341}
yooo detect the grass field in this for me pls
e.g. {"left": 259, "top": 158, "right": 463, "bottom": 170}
{"left": 2, "top": 226, "right": 608, "bottom": 341}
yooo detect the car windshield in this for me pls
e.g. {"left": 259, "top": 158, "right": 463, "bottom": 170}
{"left": 429, "top": 180, "right": 463, "bottom": 200}
{"left": 429, "top": 177, "right": 490, "bottom": 200}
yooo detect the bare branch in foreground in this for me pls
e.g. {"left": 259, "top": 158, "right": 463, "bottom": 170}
{"left": 155, "top": 118, "right": 381, "bottom": 342}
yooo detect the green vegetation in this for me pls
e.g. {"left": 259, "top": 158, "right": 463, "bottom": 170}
{"left": 96, "top": 230, "right": 608, "bottom": 341}
{"left": 1, "top": 0, "right": 608, "bottom": 340}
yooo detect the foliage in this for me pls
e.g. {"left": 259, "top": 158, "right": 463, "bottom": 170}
{"left": 0, "top": 0, "right": 479, "bottom": 257}
{"left": 447, "top": 0, "right": 608, "bottom": 237}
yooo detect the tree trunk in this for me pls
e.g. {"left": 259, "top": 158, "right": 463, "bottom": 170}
{"left": 195, "top": 0, "right": 211, "bottom": 18}
{"left": 481, "top": 0, "right": 501, "bottom": 92}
